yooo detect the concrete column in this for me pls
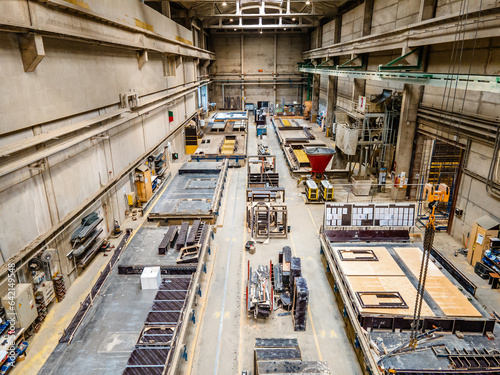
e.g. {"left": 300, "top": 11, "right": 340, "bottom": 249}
{"left": 311, "top": 74, "right": 320, "bottom": 122}
{"left": 362, "top": 0, "right": 374, "bottom": 37}
{"left": 325, "top": 75, "right": 337, "bottom": 135}
{"left": 419, "top": 0, "right": 437, "bottom": 22}
{"left": 316, "top": 26, "right": 323, "bottom": 48}
{"left": 391, "top": 84, "right": 424, "bottom": 199}
{"left": 40, "top": 168, "right": 60, "bottom": 226}
{"left": 352, "top": 78, "right": 365, "bottom": 102}
{"left": 161, "top": 1, "right": 171, "bottom": 18}
{"left": 273, "top": 85, "right": 277, "bottom": 112}
{"left": 240, "top": 34, "right": 244, "bottom": 76}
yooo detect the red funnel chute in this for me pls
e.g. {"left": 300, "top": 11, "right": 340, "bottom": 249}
{"left": 305, "top": 147, "right": 335, "bottom": 175}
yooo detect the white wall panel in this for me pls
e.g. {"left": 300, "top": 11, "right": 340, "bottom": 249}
{"left": 50, "top": 143, "right": 108, "bottom": 219}
{"left": 0, "top": 174, "right": 52, "bottom": 259}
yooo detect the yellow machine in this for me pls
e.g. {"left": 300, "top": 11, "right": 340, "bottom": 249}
{"left": 320, "top": 180, "right": 334, "bottom": 201}
{"left": 305, "top": 180, "right": 319, "bottom": 201}
{"left": 422, "top": 183, "right": 450, "bottom": 204}
{"left": 135, "top": 165, "right": 153, "bottom": 203}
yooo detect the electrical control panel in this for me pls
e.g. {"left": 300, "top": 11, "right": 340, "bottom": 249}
{"left": 1, "top": 283, "right": 37, "bottom": 328}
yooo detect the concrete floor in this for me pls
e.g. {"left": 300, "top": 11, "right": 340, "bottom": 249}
{"left": 183, "top": 117, "right": 362, "bottom": 375}
{"left": 17, "top": 116, "right": 500, "bottom": 375}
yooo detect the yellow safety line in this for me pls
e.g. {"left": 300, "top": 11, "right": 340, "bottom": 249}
{"left": 307, "top": 205, "right": 319, "bottom": 234}
{"left": 289, "top": 232, "right": 323, "bottom": 361}
{"left": 238, "top": 218, "right": 247, "bottom": 373}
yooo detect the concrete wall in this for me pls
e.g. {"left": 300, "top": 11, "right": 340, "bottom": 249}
{"left": 422, "top": 38, "right": 500, "bottom": 117}
{"left": 322, "top": 19, "right": 339, "bottom": 47}
{"left": 419, "top": 37, "right": 500, "bottom": 239}
{"left": 435, "top": 0, "right": 499, "bottom": 18}
{"left": 306, "top": 1, "right": 500, "bottom": 243}
{"left": 452, "top": 141, "right": 500, "bottom": 241}
{"left": 209, "top": 33, "right": 308, "bottom": 108}
{"left": 340, "top": 3, "right": 365, "bottom": 43}
{"left": 371, "top": 0, "right": 420, "bottom": 34}
{"left": 0, "top": 3, "right": 205, "bottom": 286}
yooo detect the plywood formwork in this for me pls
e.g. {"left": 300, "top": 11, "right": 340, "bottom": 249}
{"left": 347, "top": 276, "right": 434, "bottom": 317}
{"left": 394, "top": 247, "right": 482, "bottom": 318}
{"left": 332, "top": 246, "right": 405, "bottom": 277}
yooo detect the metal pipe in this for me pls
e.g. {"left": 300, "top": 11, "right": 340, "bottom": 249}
{"left": 221, "top": 84, "right": 225, "bottom": 108}
{"left": 486, "top": 125, "right": 500, "bottom": 199}
{"left": 364, "top": 146, "right": 369, "bottom": 177}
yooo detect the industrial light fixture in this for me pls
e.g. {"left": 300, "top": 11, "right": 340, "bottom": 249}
{"left": 234, "top": 28, "right": 237, "bottom": 31}
{"left": 284, "top": 27, "right": 287, "bottom": 30}
{"left": 292, "top": 17, "right": 295, "bottom": 21}
{"left": 260, "top": 29, "right": 263, "bottom": 34}
{"left": 230, "top": 18, "right": 233, "bottom": 22}
{"left": 222, "top": 1, "right": 227, "bottom": 5}
{"left": 306, "top": 0, "right": 310, "bottom": 4}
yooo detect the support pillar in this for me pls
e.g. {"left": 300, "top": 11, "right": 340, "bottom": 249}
{"left": 362, "top": 0, "right": 374, "bottom": 37}
{"left": 391, "top": 84, "right": 424, "bottom": 200}
{"left": 311, "top": 74, "right": 320, "bottom": 123}
{"left": 419, "top": 0, "right": 437, "bottom": 22}
{"left": 326, "top": 75, "right": 337, "bottom": 137}
{"left": 352, "top": 78, "right": 365, "bottom": 102}
{"left": 161, "top": 1, "right": 171, "bottom": 18}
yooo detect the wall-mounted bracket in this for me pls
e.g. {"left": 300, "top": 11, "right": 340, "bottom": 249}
{"left": 379, "top": 47, "right": 423, "bottom": 71}
{"left": 317, "top": 58, "right": 335, "bottom": 68}
{"left": 120, "top": 90, "right": 139, "bottom": 109}
{"left": 337, "top": 55, "right": 366, "bottom": 70}
{"left": 90, "top": 133, "right": 110, "bottom": 141}
{"left": 18, "top": 33, "right": 45, "bottom": 72}
{"left": 137, "top": 49, "right": 148, "bottom": 70}
{"left": 28, "top": 158, "right": 47, "bottom": 172}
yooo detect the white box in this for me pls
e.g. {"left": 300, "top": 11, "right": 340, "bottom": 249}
{"left": 141, "top": 267, "right": 161, "bottom": 290}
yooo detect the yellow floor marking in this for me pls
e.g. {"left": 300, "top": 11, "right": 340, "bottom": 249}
{"left": 289, "top": 232, "right": 323, "bottom": 361}
{"left": 214, "top": 311, "right": 221, "bottom": 318}
{"left": 330, "top": 330, "right": 337, "bottom": 338}
{"left": 238, "top": 207, "right": 248, "bottom": 374}
{"left": 307, "top": 205, "right": 319, "bottom": 234}
{"left": 224, "top": 311, "right": 230, "bottom": 319}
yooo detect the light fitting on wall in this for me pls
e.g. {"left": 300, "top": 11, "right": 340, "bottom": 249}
{"left": 260, "top": 29, "right": 263, "bottom": 34}
{"left": 230, "top": 18, "right": 233, "bottom": 22}
{"left": 292, "top": 17, "right": 295, "bottom": 21}
{"left": 306, "top": 0, "right": 310, "bottom": 4}
{"left": 222, "top": 1, "right": 227, "bottom": 5}
{"left": 234, "top": 28, "right": 237, "bottom": 31}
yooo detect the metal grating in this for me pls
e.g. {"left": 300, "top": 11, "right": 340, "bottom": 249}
{"left": 127, "top": 347, "right": 170, "bottom": 366}
{"left": 123, "top": 275, "right": 193, "bottom": 375}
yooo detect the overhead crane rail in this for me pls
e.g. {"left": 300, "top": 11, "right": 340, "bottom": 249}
{"left": 298, "top": 66, "right": 500, "bottom": 94}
